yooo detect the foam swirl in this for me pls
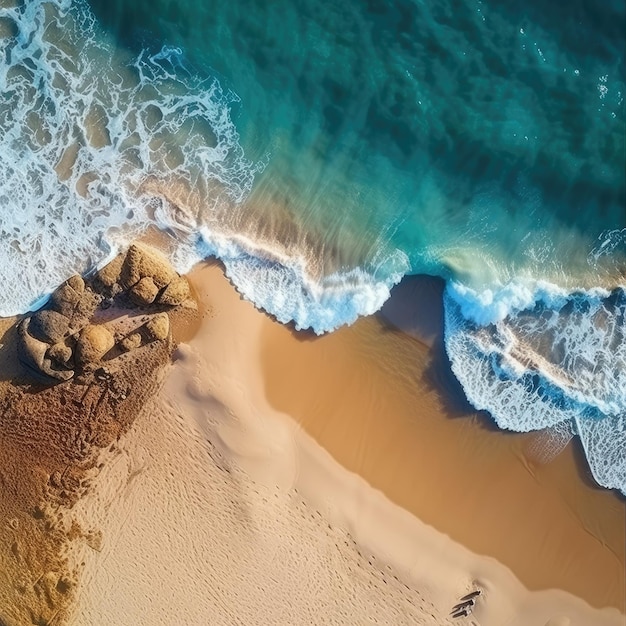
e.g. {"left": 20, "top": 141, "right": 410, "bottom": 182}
{"left": 0, "top": 0, "right": 259, "bottom": 316}
{"left": 444, "top": 281, "right": 626, "bottom": 494}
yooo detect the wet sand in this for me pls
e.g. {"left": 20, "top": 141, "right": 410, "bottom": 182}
{"left": 261, "top": 274, "right": 626, "bottom": 611}
{"left": 73, "top": 261, "right": 624, "bottom": 625}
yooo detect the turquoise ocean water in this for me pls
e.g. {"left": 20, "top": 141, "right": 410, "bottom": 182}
{"left": 0, "top": 0, "right": 624, "bottom": 492}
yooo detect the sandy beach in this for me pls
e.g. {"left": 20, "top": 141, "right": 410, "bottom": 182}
{"left": 261, "top": 273, "right": 626, "bottom": 609}
{"left": 0, "top": 254, "right": 624, "bottom": 625}
{"left": 73, "top": 261, "right": 624, "bottom": 625}
{"left": 1, "top": 0, "right": 624, "bottom": 623}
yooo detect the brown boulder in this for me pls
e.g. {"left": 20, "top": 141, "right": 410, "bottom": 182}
{"left": 73, "top": 290, "right": 100, "bottom": 326}
{"left": 50, "top": 274, "right": 84, "bottom": 309}
{"left": 144, "top": 313, "right": 170, "bottom": 342}
{"left": 66, "top": 274, "right": 85, "bottom": 293}
{"left": 48, "top": 343, "right": 72, "bottom": 366}
{"left": 158, "top": 276, "right": 191, "bottom": 306}
{"left": 120, "top": 332, "right": 142, "bottom": 352}
{"left": 29, "top": 310, "right": 70, "bottom": 344}
{"left": 75, "top": 324, "right": 115, "bottom": 365}
{"left": 17, "top": 319, "right": 74, "bottom": 382}
{"left": 50, "top": 274, "right": 99, "bottom": 329}
{"left": 120, "top": 244, "right": 176, "bottom": 290}
{"left": 129, "top": 276, "right": 159, "bottom": 306}
{"left": 95, "top": 254, "right": 125, "bottom": 289}
{"left": 50, "top": 283, "right": 81, "bottom": 317}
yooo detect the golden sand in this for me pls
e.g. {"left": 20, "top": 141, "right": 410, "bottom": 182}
{"left": 1, "top": 257, "right": 623, "bottom": 625}
{"left": 261, "top": 274, "right": 626, "bottom": 611}
{"left": 73, "top": 262, "right": 623, "bottom": 625}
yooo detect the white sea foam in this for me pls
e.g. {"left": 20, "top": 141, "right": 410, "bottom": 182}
{"left": 0, "top": 0, "right": 259, "bottom": 316}
{"left": 446, "top": 278, "right": 610, "bottom": 326}
{"left": 0, "top": 0, "right": 407, "bottom": 335}
{"left": 576, "top": 412, "right": 626, "bottom": 498}
{"left": 198, "top": 228, "right": 410, "bottom": 334}
{"left": 444, "top": 280, "right": 626, "bottom": 494}
{"left": 1, "top": 0, "right": 624, "bottom": 497}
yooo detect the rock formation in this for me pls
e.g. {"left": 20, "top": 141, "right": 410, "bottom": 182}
{"left": 75, "top": 324, "right": 115, "bottom": 366}
{"left": 118, "top": 243, "right": 177, "bottom": 292}
{"left": 29, "top": 310, "right": 70, "bottom": 344}
{"left": 159, "top": 275, "right": 191, "bottom": 306}
{"left": 16, "top": 317, "right": 74, "bottom": 383}
{"left": 145, "top": 312, "right": 170, "bottom": 342}
{"left": 0, "top": 242, "right": 198, "bottom": 626}
{"left": 129, "top": 276, "right": 159, "bottom": 305}
{"left": 16, "top": 244, "right": 195, "bottom": 383}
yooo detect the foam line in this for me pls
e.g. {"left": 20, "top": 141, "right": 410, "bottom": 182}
{"left": 197, "top": 228, "right": 410, "bottom": 334}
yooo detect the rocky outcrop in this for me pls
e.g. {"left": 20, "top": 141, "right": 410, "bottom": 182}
{"left": 49, "top": 283, "right": 81, "bottom": 318}
{"left": 17, "top": 318, "right": 74, "bottom": 382}
{"left": 29, "top": 310, "right": 70, "bottom": 344}
{"left": 129, "top": 276, "right": 159, "bottom": 306}
{"left": 159, "top": 275, "right": 191, "bottom": 306}
{"left": 94, "top": 254, "right": 124, "bottom": 290}
{"left": 49, "top": 275, "right": 100, "bottom": 331}
{"left": 15, "top": 244, "right": 195, "bottom": 384}
{"left": 95, "top": 243, "right": 192, "bottom": 308}
{"left": 1, "top": 242, "right": 199, "bottom": 626}
{"left": 120, "top": 244, "right": 177, "bottom": 291}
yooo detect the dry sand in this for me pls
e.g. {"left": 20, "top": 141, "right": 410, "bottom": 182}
{"left": 69, "top": 262, "right": 624, "bottom": 626}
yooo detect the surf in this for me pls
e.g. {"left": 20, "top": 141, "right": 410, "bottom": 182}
{"left": 0, "top": 0, "right": 624, "bottom": 495}
{"left": 0, "top": 0, "right": 260, "bottom": 316}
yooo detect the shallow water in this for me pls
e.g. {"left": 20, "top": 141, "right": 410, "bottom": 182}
{"left": 0, "top": 0, "right": 624, "bottom": 492}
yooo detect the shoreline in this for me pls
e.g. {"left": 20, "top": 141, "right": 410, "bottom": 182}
{"left": 261, "top": 270, "right": 626, "bottom": 611}
{"left": 71, "top": 260, "right": 625, "bottom": 624}
{"left": 0, "top": 256, "right": 623, "bottom": 624}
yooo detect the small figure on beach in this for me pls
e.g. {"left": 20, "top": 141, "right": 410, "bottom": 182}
{"left": 451, "top": 589, "right": 482, "bottom": 618}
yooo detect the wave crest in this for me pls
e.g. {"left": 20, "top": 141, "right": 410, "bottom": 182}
{"left": 198, "top": 229, "right": 410, "bottom": 334}
{"left": 444, "top": 280, "right": 626, "bottom": 494}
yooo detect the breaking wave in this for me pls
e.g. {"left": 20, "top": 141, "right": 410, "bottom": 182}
{"left": 444, "top": 279, "right": 626, "bottom": 494}
{"left": 0, "top": 0, "right": 260, "bottom": 316}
